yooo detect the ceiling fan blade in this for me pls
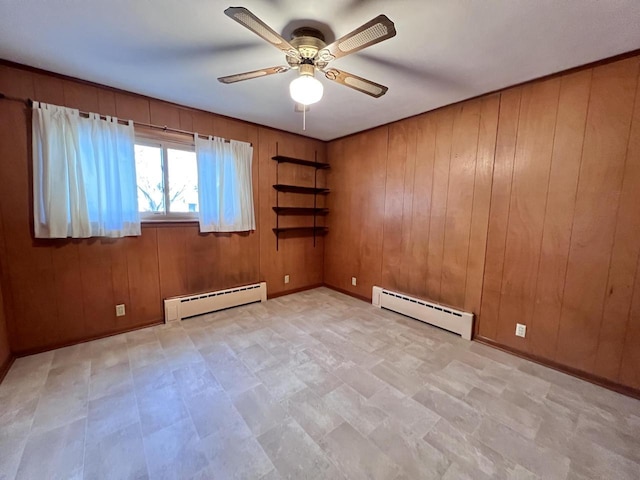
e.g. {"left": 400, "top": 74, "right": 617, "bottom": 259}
{"left": 316, "top": 15, "right": 396, "bottom": 63}
{"left": 323, "top": 68, "right": 388, "bottom": 98}
{"left": 224, "top": 7, "right": 300, "bottom": 60}
{"left": 218, "top": 66, "right": 290, "bottom": 84}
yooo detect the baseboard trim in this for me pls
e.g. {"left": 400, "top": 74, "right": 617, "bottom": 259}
{"left": 322, "top": 284, "right": 371, "bottom": 303}
{"left": 268, "top": 283, "right": 324, "bottom": 299}
{"left": 13, "top": 320, "right": 164, "bottom": 358}
{"left": 474, "top": 335, "right": 640, "bottom": 400}
{"left": 0, "top": 353, "right": 15, "bottom": 383}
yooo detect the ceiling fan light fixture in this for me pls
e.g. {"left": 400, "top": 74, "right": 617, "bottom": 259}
{"left": 289, "top": 64, "right": 323, "bottom": 105}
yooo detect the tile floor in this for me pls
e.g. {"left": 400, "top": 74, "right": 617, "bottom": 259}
{"left": 1, "top": 287, "right": 640, "bottom": 479}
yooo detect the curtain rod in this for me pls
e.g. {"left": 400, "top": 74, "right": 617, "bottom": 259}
{"left": 0, "top": 93, "right": 248, "bottom": 145}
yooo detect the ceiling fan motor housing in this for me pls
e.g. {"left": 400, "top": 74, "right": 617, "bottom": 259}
{"left": 288, "top": 27, "right": 326, "bottom": 66}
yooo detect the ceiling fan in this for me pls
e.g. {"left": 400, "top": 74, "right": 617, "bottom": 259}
{"left": 217, "top": 7, "right": 396, "bottom": 106}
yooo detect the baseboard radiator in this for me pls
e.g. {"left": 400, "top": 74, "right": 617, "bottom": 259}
{"left": 164, "top": 282, "right": 267, "bottom": 322}
{"left": 372, "top": 286, "right": 473, "bottom": 340}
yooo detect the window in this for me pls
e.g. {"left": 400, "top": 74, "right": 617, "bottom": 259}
{"left": 134, "top": 138, "right": 199, "bottom": 221}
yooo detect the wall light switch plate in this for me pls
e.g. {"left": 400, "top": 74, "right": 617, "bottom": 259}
{"left": 284, "top": 274, "right": 290, "bottom": 284}
{"left": 351, "top": 277, "right": 357, "bottom": 286}
{"left": 116, "top": 304, "right": 126, "bottom": 317}
{"left": 515, "top": 323, "right": 526, "bottom": 338}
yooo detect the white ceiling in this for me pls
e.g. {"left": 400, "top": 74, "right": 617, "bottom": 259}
{"left": 1, "top": 1, "right": 639, "bottom": 141}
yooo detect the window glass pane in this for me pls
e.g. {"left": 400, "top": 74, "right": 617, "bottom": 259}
{"left": 167, "top": 148, "right": 198, "bottom": 213}
{"left": 135, "top": 144, "right": 165, "bottom": 213}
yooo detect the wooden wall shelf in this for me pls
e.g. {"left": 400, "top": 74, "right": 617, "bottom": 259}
{"left": 272, "top": 207, "right": 329, "bottom": 215}
{"left": 273, "top": 184, "right": 329, "bottom": 195}
{"left": 273, "top": 227, "right": 328, "bottom": 235}
{"left": 272, "top": 151, "right": 329, "bottom": 250}
{"left": 272, "top": 155, "right": 330, "bottom": 169}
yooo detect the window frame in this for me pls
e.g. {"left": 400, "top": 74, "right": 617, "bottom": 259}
{"left": 134, "top": 132, "right": 199, "bottom": 223}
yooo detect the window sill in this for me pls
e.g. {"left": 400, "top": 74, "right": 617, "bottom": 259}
{"left": 141, "top": 219, "right": 199, "bottom": 227}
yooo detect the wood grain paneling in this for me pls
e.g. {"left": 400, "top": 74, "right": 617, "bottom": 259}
{"left": 440, "top": 100, "right": 481, "bottom": 307}
{"left": 324, "top": 127, "right": 388, "bottom": 298}
{"left": 327, "top": 97, "right": 500, "bottom": 310}
{"left": 495, "top": 77, "right": 560, "bottom": 351}
{"left": 0, "top": 63, "right": 324, "bottom": 354}
{"left": 619, "top": 251, "right": 640, "bottom": 389}
{"left": 528, "top": 70, "right": 591, "bottom": 359}
{"left": 381, "top": 119, "right": 415, "bottom": 294}
{"left": 0, "top": 241, "right": 11, "bottom": 379}
{"left": 149, "top": 100, "right": 181, "bottom": 129}
{"left": 594, "top": 68, "right": 640, "bottom": 380}
{"left": 464, "top": 95, "right": 499, "bottom": 319}
{"left": 259, "top": 128, "right": 326, "bottom": 296}
{"left": 617, "top": 73, "right": 640, "bottom": 389}
{"left": 407, "top": 115, "right": 437, "bottom": 298}
{"left": 425, "top": 108, "right": 454, "bottom": 302}
{"left": 326, "top": 54, "right": 640, "bottom": 393}
{"left": 478, "top": 88, "right": 521, "bottom": 340}
{"left": 555, "top": 58, "right": 639, "bottom": 372}
{"left": 0, "top": 203, "right": 11, "bottom": 375}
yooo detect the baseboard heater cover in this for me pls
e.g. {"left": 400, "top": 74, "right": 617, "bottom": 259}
{"left": 372, "top": 286, "right": 473, "bottom": 340}
{"left": 164, "top": 282, "right": 267, "bottom": 322}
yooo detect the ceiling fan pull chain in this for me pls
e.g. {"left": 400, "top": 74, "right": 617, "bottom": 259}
{"left": 303, "top": 106, "right": 306, "bottom": 131}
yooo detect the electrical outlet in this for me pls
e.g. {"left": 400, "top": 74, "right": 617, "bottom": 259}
{"left": 116, "top": 304, "right": 126, "bottom": 317}
{"left": 284, "top": 274, "right": 290, "bottom": 284}
{"left": 515, "top": 323, "right": 526, "bottom": 338}
{"left": 351, "top": 277, "right": 357, "bottom": 286}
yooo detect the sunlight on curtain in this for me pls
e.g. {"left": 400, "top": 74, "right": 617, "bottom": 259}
{"left": 32, "top": 102, "right": 140, "bottom": 238}
{"left": 195, "top": 135, "right": 255, "bottom": 232}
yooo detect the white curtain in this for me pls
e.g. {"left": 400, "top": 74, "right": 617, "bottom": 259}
{"left": 32, "top": 102, "right": 140, "bottom": 238}
{"left": 195, "top": 135, "right": 255, "bottom": 232}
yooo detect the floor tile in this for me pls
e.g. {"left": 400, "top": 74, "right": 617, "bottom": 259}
{"left": 201, "top": 425, "right": 274, "bottom": 479}
{"left": 333, "top": 362, "right": 386, "bottom": 399}
{"left": 475, "top": 417, "right": 570, "bottom": 479}
{"left": 369, "top": 418, "right": 450, "bottom": 479}
{"left": 205, "top": 349, "right": 260, "bottom": 396}
{"left": 463, "top": 387, "right": 541, "bottom": 439}
{"left": 323, "top": 384, "right": 387, "bottom": 436}
{"left": 84, "top": 422, "right": 148, "bottom": 480}
{"left": 86, "top": 388, "right": 139, "bottom": 443}
{"left": 172, "top": 361, "right": 222, "bottom": 397}
{"left": 370, "top": 360, "right": 427, "bottom": 396}
{"left": 292, "top": 360, "right": 342, "bottom": 397}
{"left": 412, "top": 383, "right": 481, "bottom": 434}
{"left": 236, "top": 343, "right": 279, "bottom": 373}
{"left": 286, "top": 388, "right": 345, "bottom": 441}
{"left": 425, "top": 418, "right": 531, "bottom": 480}
{"left": 319, "top": 422, "right": 400, "bottom": 480}
{"left": 366, "top": 387, "right": 440, "bottom": 437}
{"left": 256, "top": 362, "right": 307, "bottom": 401}
{"left": 30, "top": 384, "right": 88, "bottom": 434}
{"left": 258, "top": 418, "right": 333, "bottom": 480}
{"left": 15, "top": 417, "right": 85, "bottom": 480}
{"left": 137, "top": 384, "right": 189, "bottom": 436}
{"left": 183, "top": 387, "right": 251, "bottom": 440}
{"left": 233, "top": 384, "right": 288, "bottom": 436}
{"left": 143, "top": 418, "right": 209, "bottom": 480}
{"left": 88, "top": 361, "right": 133, "bottom": 401}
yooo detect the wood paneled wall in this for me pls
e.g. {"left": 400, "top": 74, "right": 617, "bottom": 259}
{"left": 326, "top": 54, "right": 640, "bottom": 391}
{"left": 0, "top": 63, "right": 325, "bottom": 354}
{"left": 259, "top": 129, "right": 326, "bottom": 292}
{"left": 0, "top": 281, "right": 11, "bottom": 378}
{"left": 325, "top": 98, "right": 499, "bottom": 312}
